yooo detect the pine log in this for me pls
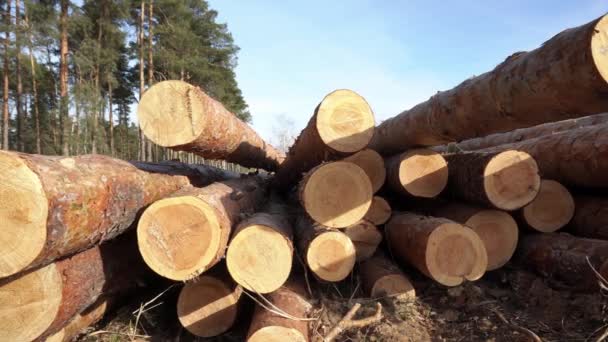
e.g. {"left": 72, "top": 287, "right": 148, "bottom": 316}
{"left": 369, "top": 14, "right": 608, "bottom": 155}
{"left": 479, "top": 124, "right": 608, "bottom": 188}
{"left": 0, "top": 233, "right": 152, "bottom": 341}
{"left": 137, "top": 176, "right": 266, "bottom": 281}
{"left": 364, "top": 196, "right": 392, "bottom": 225}
{"left": 46, "top": 297, "right": 109, "bottom": 342}
{"left": 428, "top": 203, "right": 518, "bottom": 270}
{"left": 385, "top": 212, "right": 487, "bottom": 286}
{"left": 359, "top": 254, "right": 415, "bottom": 299}
{"left": 386, "top": 149, "right": 448, "bottom": 198}
{"left": 274, "top": 89, "right": 375, "bottom": 188}
{"left": 520, "top": 180, "right": 575, "bottom": 232}
{"left": 343, "top": 220, "right": 382, "bottom": 261}
{"left": 0, "top": 151, "right": 234, "bottom": 279}
{"left": 434, "top": 112, "right": 608, "bottom": 152}
{"left": 177, "top": 266, "right": 243, "bottom": 337}
{"left": 298, "top": 161, "right": 372, "bottom": 228}
{"left": 515, "top": 233, "right": 608, "bottom": 292}
{"left": 444, "top": 150, "right": 540, "bottom": 210}
{"left": 247, "top": 279, "right": 312, "bottom": 342}
{"left": 567, "top": 195, "right": 608, "bottom": 240}
{"left": 138, "top": 80, "right": 284, "bottom": 170}
{"left": 343, "top": 149, "right": 386, "bottom": 193}
{"left": 295, "top": 216, "right": 356, "bottom": 282}
{"left": 226, "top": 205, "right": 294, "bottom": 293}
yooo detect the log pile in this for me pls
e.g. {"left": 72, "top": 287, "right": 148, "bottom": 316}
{"left": 0, "top": 13, "right": 607, "bottom": 341}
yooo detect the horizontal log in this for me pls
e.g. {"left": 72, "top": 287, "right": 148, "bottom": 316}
{"left": 46, "top": 297, "right": 110, "bottom": 342}
{"left": 360, "top": 253, "right": 416, "bottom": 299}
{"left": 385, "top": 149, "right": 448, "bottom": 198}
{"left": 567, "top": 195, "right": 608, "bottom": 240}
{"left": 364, "top": 196, "right": 392, "bottom": 225}
{"left": 343, "top": 149, "right": 386, "bottom": 193}
{"left": 520, "top": 180, "right": 575, "bottom": 232}
{"left": 343, "top": 220, "right": 382, "bottom": 261}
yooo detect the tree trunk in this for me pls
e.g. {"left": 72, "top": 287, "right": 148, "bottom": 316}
{"left": 0, "top": 232, "right": 154, "bottom": 341}
{"left": 298, "top": 161, "right": 372, "bottom": 228}
{"left": 59, "top": 0, "right": 69, "bottom": 156}
{"left": 0, "top": 152, "right": 235, "bottom": 278}
{"left": 25, "top": 8, "right": 41, "bottom": 153}
{"left": 15, "top": 0, "right": 23, "bottom": 151}
{"left": 2, "top": 0, "right": 11, "bottom": 150}
{"left": 294, "top": 215, "right": 356, "bottom": 282}
{"left": 567, "top": 195, "right": 608, "bottom": 240}
{"left": 364, "top": 196, "right": 392, "bottom": 225}
{"left": 386, "top": 148, "right": 448, "bottom": 198}
{"left": 247, "top": 279, "right": 312, "bottom": 342}
{"left": 138, "top": 81, "right": 284, "bottom": 170}
{"left": 360, "top": 253, "right": 415, "bottom": 299}
{"left": 369, "top": 14, "right": 608, "bottom": 155}
{"left": 520, "top": 179, "right": 574, "bottom": 232}
{"left": 343, "top": 220, "right": 382, "bottom": 261}
{"left": 45, "top": 297, "right": 110, "bottom": 342}
{"left": 385, "top": 212, "right": 487, "bottom": 286}
{"left": 108, "top": 80, "right": 114, "bottom": 155}
{"left": 514, "top": 233, "right": 608, "bottom": 292}
{"left": 444, "top": 150, "right": 540, "bottom": 210}
{"left": 433, "top": 112, "right": 608, "bottom": 153}
{"left": 273, "top": 89, "right": 375, "bottom": 187}
{"left": 147, "top": 0, "right": 154, "bottom": 86}
{"left": 343, "top": 148, "right": 385, "bottom": 193}
{"left": 137, "top": 176, "right": 267, "bottom": 281}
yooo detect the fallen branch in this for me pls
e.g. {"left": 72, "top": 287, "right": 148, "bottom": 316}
{"left": 490, "top": 309, "right": 542, "bottom": 342}
{"left": 324, "top": 302, "right": 383, "bottom": 342}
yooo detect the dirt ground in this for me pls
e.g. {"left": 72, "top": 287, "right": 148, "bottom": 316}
{"left": 80, "top": 264, "right": 607, "bottom": 342}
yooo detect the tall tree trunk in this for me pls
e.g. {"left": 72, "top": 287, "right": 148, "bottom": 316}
{"left": 15, "top": 0, "right": 23, "bottom": 151}
{"left": 59, "top": 0, "right": 69, "bottom": 155}
{"left": 2, "top": 0, "right": 11, "bottom": 150}
{"left": 92, "top": 4, "right": 104, "bottom": 155}
{"left": 138, "top": 0, "right": 146, "bottom": 161}
{"left": 24, "top": 7, "right": 40, "bottom": 153}
{"left": 146, "top": 0, "right": 154, "bottom": 162}
{"left": 108, "top": 80, "right": 113, "bottom": 155}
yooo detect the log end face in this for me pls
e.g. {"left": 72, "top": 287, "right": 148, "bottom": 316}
{"left": 364, "top": 196, "right": 392, "bottom": 225}
{"left": 0, "top": 263, "right": 62, "bottom": 341}
{"left": 523, "top": 180, "right": 575, "bottom": 232}
{"left": 137, "top": 196, "right": 221, "bottom": 280}
{"left": 592, "top": 14, "right": 608, "bottom": 84}
{"left": 344, "top": 149, "right": 386, "bottom": 193}
{"left": 372, "top": 274, "right": 416, "bottom": 300}
{"left": 0, "top": 151, "right": 48, "bottom": 278}
{"left": 248, "top": 326, "right": 307, "bottom": 342}
{"left": 484, "top": 150, "right": 540, "bottom": 210}
{"left": 316, "top": 89, "right": 375, "bottom": 153}
{"left": 344, "top": 221, "right": 382, "bottom": 261}
{"left": 307, "top": 231, "right": 356, "bottom": 282}
{"left": 226, "top": 225, "right": 293, "bottom": 293}
{"left": 466, "top": 210, "right": 519, "bottom": 271}
{"left": 138, "top": 80, "right": 206, "bottom": 147}
{"left": 398, "top": 149, "right": 448, "bottom": 198}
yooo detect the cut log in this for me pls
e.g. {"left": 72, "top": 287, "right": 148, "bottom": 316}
{"left": 369, "top": 14, "right": 608, "bottom": 155}
{"left": 385, "top": 212, "right": 487, "bottom": 286}
{"left": 434, "top": 112, "right": 608, "bottom": 152}
{"left": 515, "top": 233, "right": 608, "bottom": 292}
{"left": 444, "top": 150, "right": 540, "bottom": 210}
{"left": 138, "top": 80, "right": 284, "bottom": 170}
{"left": 295, "top": 216, "right": 356, "bottom": 282}
{"left": 359, "top": 254, "right": 416, "bottom": 299}
{"left": 46, "top": 297, "right": 109, "bottom": 342}
{"left": 386, "top": 149, "right": 448, "bottom": 198}
{"left": 479, "top": 124, "right": 608, "bottom": 189}
{"left": 343, "top": 149, "right": 386, "bottom": 193}
{"left": 298, "top": 161, "right": 372, "bottom": 228}
{"left": 177, "top": 266, "right": 243, "bottom": 337}
{"left": 364, "top": 196, "right": 392, "bottom": 225}
{"left": 247, "top": 279, "right": 312, "bottom": 342}
{"left": 0, "top": 233, "right": 151, "bottom": 341}
{"left": 568, "top": 195, "right": 608, "bottom": 240}
{"left": 343, "top": 220, "right": 382, "bottom": 261}
{"left": 428, "top": 203, "right": 518, "bottom": 270}
{"left": 0, "top": 151, "right": 233, "bottom": 279}
{"left": 137, "top": 176, "right": 266, "bottom": 281}
{"left": 521, "top": 180, "right": 575, "bottom": 232}
{"left": 226, "top": 206, "right": 294, "bottom": 294}
{"left": 274, "top": 89, "right": 375, "bottom": 188}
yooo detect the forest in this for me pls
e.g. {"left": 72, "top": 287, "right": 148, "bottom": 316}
{"left": 0, "top": 0, "right": 249, "bottom": 161}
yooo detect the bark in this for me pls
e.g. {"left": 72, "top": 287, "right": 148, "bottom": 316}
{"left": 369, "top": 15, "right": 608, "bottom": 155}
{"left": 15, "top": 0, "right": 23, "bottom": 151}
{"left": 45, "top": 297, "right": 110, "bottom": 342}
{"left": 567, "top": 195, "right": 608, "bottom": 240}
{"left": 59, "top": 0, "right": 68, "bottom": 156}
{"left": 2, "top": 0, "right": 11, "bottom": 150}
{"left": 359, "top": 253, "right": 415, "bottom": 299}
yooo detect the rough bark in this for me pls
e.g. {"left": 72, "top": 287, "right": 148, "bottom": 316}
{"left": 385, "top": 149, "right": 448, "bottom": 198}
{"left": 45, "top": 297, "right": 110, "bottom": 342}
{"left": 567, "top": 195, "right": 608, "bottom": 240}
{"left": 360, "top": 253, "right": 415, "bottom": 299}
{"left": 138, "top": 80, "right": 284, "bottom": 170}
{"left": 2, "top": 0, "right": 10, "bottom": 150}
{"left": 369, "top": 14, "right": 608, "bottom": 155}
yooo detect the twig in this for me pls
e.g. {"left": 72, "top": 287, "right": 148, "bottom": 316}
{"left": 242, "top": 290, "right": 317, "bottom": 321}
{"left": 596, "top": 327, "right": 608, "bottom": 342}
{"left": 87, "top": 330, "right": 150, "bottom": 339}
{"left": 490, "top": 309, "right": 542, "bottom": 342}
{"left": 586, "top": 257, "right": 608, "bottom": 292}
{"left": 324, "top": 302, "right": 383, "bottom": 342}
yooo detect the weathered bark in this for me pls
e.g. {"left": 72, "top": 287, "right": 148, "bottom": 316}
{"left": 45, "top": 297, "right": 110, "bottom": 342}
{"left": 0, "top": 152, "right": 234, "bottom": 278}
{"left": 386, "top": 149, "right": 448, "bottom": 198}
{"left": 137, "top": 176, "right": 267, "bottom": 280}
{"left": 0, "top": 233, "right": 153, "bottom": 341}
{"left": 343, "top": 220, "right": 382, "bottom": 261}
{"left": 2, "top": 0, "right": 10, "bottom": 150}
{"left": 514, "top": 233, "right": 608, "bottom": 292}
{"left": 138, "top": 80, "right": 284, "bottom": 170}
{"left": 343, "top": 149, "right": 385, "bottom": 193}
{"left": 479, "top": 124, "right": 608, "bottom": 189}
{"left": 364, "top": 196, "right": 392, "bottom": 225}
{"left": 385, "top": 212, "right": 487, "bottom": 286}
{"left": 567, "top": 195, "right": 608, "bottom": 240}
{"left": 369, "top": 14, "right": 608, "bottom": 155}
{"left": 520, "top": 179, "right": 575, "bottom": 232}
{"left": 59, "top": 0, "right": 69, "bottom": 156}
{"left": 360, "top": 253, "right": 415, "bottom": 299}
{"left": 434, "top": 112, "right": 608, "bottom": 153}
{"left": 274, "top": 89, "right": 375, "bottom": 187}
{"left": 444, "top": 150, "right": 540, "bottom": 210}
{"left": 247, "top": 279, "right": 312, "bottom": 342}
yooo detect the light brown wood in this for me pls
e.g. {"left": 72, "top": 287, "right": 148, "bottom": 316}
{"left": 386, "top": 212, "right": 487, "bottom": 286}
{"left": 46, "top": 298, "right": 109, "bottom": 342}
{"left": 364, "top": 196, "right": 392, "bottom": 225}
{"left": 521, "top": 180, "right": 575, "bottom": 232}
{"left": 138, "top": 80, "right": 284, "bottom": 170}
{"left": 369, "top": 15, "right": 608, "bottom": 155}
{"left": 343, "top": 149, "right": 386, "bottom": 193}
{"left": 445, "top": 150, "right": 540, "bottom": 210}
{"left": 568, "top": 195, "right": 608, "bottom": 240}
{"left": 343, "top": 220, "right": 382, "bottom": 261}
{"left": 299, "top": 161, "right": 372, "bottom": 228}
{"left": 137, "top": 177, "right": 266, "bottom": 281}
{"left": 274, "top": 89, "right": 375, "bottom": 188}
{"left": 386, "top": 149, "right": 448, "bottom": 198}
{"left": 360, "top": 254, "right": 415, "bottom": 300}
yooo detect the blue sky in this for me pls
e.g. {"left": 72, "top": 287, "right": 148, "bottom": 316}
{"left": 206, "top": 1, "right": 607, "bottom": 144}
